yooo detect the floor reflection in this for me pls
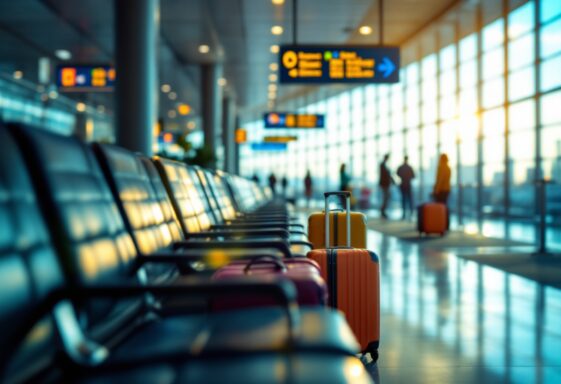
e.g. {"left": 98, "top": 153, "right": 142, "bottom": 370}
{"left": 366, "top": 230, "right": 561, "bottom": 384}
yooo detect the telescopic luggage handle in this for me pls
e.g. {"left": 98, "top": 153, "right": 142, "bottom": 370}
{"left": 324, "top": 191, "right": 351, "bottom": 248}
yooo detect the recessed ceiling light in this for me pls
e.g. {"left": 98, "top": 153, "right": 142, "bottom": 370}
{"left": 168, "top": 92, "right": 177, "bottom": 100}
{"left": 76, "top": 102, "right": 86, "bottom": 112}
{"left": 187, "top": 121, "right": 196, "bottom": 130}
{"left": 48, "top": 90, "right": 58, "bottom": 99}
{"left": 161, "top": 84, "right": 171, "bottom": 93}
{"left": 269, "top": 74, "right": 278, "bottom": 82}
{"left": 269, "top": 63, "right": 278, "bottom": 71}
{"left": 198, "top": 44, "right": 210, "bottom": 54}
{"left": 272, "top": 0, "right": 284, "bottom": 4}
{"left": 268, "top": 91, "right": 277, "bottom": 99}
{"left": 177, "top": 103, "right": 191, "bottom": 116}
{"left": 218, "top": 77, "right": 227, "bottom": 86}
{"left": 55, "top": 49, "right": 72, "bottom": 60}
{"left": 271, "top": 26, "right": 283, "bottom": 35}
{"left": 168, "top": 110, "right": 177, "bottom": 119}
{"left": 359, "top": 25, "right": 372, "bottom": 35}
{"left": 270, "top": 45, "right": 280, "bottom": 54}
{"left": 13, "top": 70, "right": 23, "bottom": 79}
{"left": 268, "top": 84, "right": 277, "bottom": 91}
{"left": 40, "top": 93, "right": 49, "bottom": 102}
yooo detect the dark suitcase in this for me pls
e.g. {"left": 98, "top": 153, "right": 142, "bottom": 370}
{"left": 211, "top": 256, "right": 328, "bottom": 310}
{"left": 417, "top": 202, "right": 448, "bottom": 235}
{"left": 307, "top": 191, "right": 380, "bottom": 360}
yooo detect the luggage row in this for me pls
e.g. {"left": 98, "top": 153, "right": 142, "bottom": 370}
{"left": 0, "top": 122, "right": 376, "bottom": 383}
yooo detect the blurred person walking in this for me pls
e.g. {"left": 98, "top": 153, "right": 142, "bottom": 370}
{"left": 339, "top": 163, "right": 350, "bottom": 191}
{"left": 281, "top": 176, "right": 288, "bottom": 197}
{"left": 304, "top": 171, "right": 313, "bottom": 207}
{"left": 433, "top": 154, "right": 451, "bottom": 205}
{"left": 268, "top": 172, "right": 277, "bottom": 195}
{"left": 379, "top": 154, "right": 394, "bottom": 219}
{"left": 397, "top": 155, "right": 415, "bottom": 220}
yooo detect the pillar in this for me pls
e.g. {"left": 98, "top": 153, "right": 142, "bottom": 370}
{"left": 222, "top": 95, "right": 236, "bottom": 173}
{"left": 201, "top": 63, "right": 223, "bottom": 169}
{"left": 115, "top": 0, "right": 159, "bottom": 155}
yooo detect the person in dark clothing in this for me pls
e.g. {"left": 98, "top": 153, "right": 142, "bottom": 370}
{"left": 379, "top": 154, "right": 394, "bottom": 219}
{"left": 397, "top": 155, "right": 415, "bottom": 220}
{"left": 339, "top": 163, "right": 350, "bottom": 191}
{"left": 281, "top": 176, "right": 288, "bottom": 196}
{"left": 304, "top": 171, "right": 313, "bottom": 207}
{"left": 268, "top": 173, "right": 277, "bottom": 195}
{"left": 251, "top": 173, "right": 259, "bottom": 184}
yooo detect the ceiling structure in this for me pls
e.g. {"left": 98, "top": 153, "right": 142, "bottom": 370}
{"left": 0, "top": 0, "right": 460, "bottom": 127}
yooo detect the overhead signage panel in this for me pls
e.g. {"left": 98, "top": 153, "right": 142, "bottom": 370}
{"left": 279, "top": 45, "right": 399, "bottom": 84}
{"left": 235, "top": 129, "right": 247, "bottom": 144}
{"left": 250, "top": 143, "right": 288, "bottom": 151}
{"left": 56, "top": 65, "right": 116, "bottom": 92}
{"left": 264, "top": 136, "right": 298, "bottom": 143}
{"left": 263, "top": 112, "right": 325, "bottom": 129}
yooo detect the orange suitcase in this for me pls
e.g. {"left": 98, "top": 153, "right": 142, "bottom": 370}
{"left": 307, "top": 192, "right": 380, "bottom": 360}
{"left": 308, "top": 210, "right": 367, "bottom": 249}
{"left": 417, "top": 202, "right": 448, "bottom": 235}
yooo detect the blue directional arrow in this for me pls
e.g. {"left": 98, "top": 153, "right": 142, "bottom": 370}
{"left": 377, "top": 57, "right": 396, "bottom": 78}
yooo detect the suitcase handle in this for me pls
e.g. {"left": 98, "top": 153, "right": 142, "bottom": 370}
{"left": 324, "top": 191, "right": 351, "bottom": 248}
{"left": 244, "top": 256, "right": 287, "bottom": 274}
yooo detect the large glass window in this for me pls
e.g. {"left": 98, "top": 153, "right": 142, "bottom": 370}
{"left": 541, "top": 0, "right": 561, "bottom": 24}
{"left": 239, "top": 0, "right": 559, "bottom": 249}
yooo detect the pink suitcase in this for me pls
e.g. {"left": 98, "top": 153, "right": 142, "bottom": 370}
{"left": 211, "top": 256, "right": 328, "bottom": 310}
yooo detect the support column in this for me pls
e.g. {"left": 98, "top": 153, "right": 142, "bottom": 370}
{"left": 234, "top": 115, "right": 240, "bottom": 174}
{"left": 201, "top": 64, "right": 223, "bottom": 169}
{"left": 115, "top": 0, "right": 159, "bottom": 155}
{"left": 222, "top": 95, "right": 236, "bottom": 173}
{"left": 73, "top": 111, "right": 89, "bottom": 141}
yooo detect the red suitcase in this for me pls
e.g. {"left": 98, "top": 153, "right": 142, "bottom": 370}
{"left": 211, "top": 256, "right": 328, "bottom": 310}
{"left": 307, "top": 191, "right": 380, "bottom": 360}
{"left": 417, "top": 202, "right": 448, "bottom": 235}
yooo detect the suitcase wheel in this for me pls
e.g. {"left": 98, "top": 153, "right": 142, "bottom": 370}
{"left": 365, "top": 342, "right": 379, "bottom": 363}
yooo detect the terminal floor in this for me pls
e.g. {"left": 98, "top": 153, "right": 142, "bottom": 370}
{"left": 363, "top": 229, "right": 561, "bottom": 384}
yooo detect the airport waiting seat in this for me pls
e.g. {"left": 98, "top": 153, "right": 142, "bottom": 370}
{"left": 3, "top": 123, "right": 361, "bottom": 381}
{"left": 219, "top": 172, "right": 302, "bottom": 223}
{"left": 196, "top": 168, "right": 303, "bottom": 227}
{"left": 151, "top": 157, "right": 310, "bottom": 256}
{"left": 92, "top": 143, "right": 297, "bottom": 263}
{"left": 0, "top": 127, "right": 65, "bottom": 382}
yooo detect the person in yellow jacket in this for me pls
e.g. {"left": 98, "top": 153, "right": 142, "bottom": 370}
{"left": 433, "top": 154, "right": 451, "bottom": 205}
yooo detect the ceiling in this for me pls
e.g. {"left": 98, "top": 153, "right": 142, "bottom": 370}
{"left": 0, "top": 0, "right": 461, "bottom": 125}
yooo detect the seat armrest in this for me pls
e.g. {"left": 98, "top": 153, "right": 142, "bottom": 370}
{"left": 172, "top": 239, "right": 292, "bottom": 258}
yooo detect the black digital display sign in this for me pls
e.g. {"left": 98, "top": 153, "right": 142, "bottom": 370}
{"left": 56, "top": 65, "right": 115, "bottom": 92}
{"left": 263, "top": 112, "right": 325, "bottom": 129}
{"left": 279, "top": 45, "right": 400, "bottom": 84}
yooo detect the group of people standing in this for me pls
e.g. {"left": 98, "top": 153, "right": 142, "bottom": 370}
{"left": 379, "top": 154, "right": 451, "bottom": 220}
{"left": 252, "top": 153, "right": 451, "bottom": 218}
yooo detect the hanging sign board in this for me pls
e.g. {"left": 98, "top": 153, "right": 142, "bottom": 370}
{"left": 235, "top": 129, "right": 247, "bottom": 144}
{"left": 263, "top": 112, "right": 325, "bottom": 129}
{"left": 56, "top": 65, "right": 116, "bottom": 92}
{"left": 264, "top": 136, "right": 298, "bottom": 143}
{"left": 250, "top": 143, "right": 288, "bottom": 151}
{"left": 279, "top": 45, "right": 399, "bottom": 84}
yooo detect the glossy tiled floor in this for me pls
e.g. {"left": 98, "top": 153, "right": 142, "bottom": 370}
{"left": 364, "top": 230, "right": 561, "bottom": 384}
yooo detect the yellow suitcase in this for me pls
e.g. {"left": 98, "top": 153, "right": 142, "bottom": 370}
{"left": 308, "top": 192, "right": 367, "bottom": 249}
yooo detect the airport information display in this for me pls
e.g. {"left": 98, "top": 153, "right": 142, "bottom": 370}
{"left": 279, "top": 45, "right": 399, "bottom": 84}
{"left": 57, "top": 65, "right": 116, "bottom": 92}
{"left": 250, "top": 143, "right": 288, "bottom": 151}
{"left": 264, "top": 112, "right": 325, "bottom": 129}
{"left": 264, "top": 136, "right": 297, "bottom": 143}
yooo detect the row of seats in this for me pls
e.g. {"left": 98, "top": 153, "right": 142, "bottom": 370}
{"left": 0, "top": 123, "right": 372, "bottom": 383}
